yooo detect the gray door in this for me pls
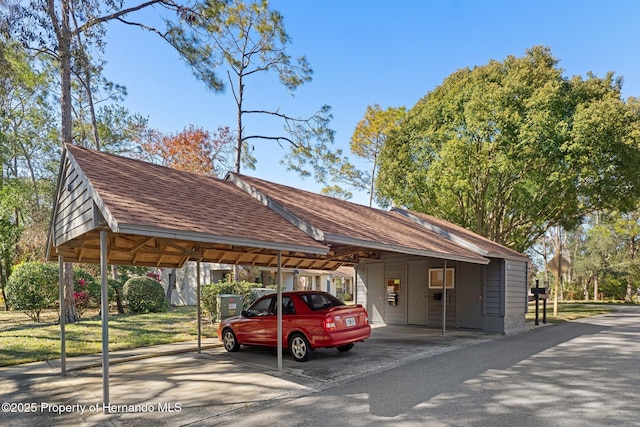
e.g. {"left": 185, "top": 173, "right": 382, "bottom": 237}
{"left": 366, "top": 263, "right": 385, "bottom": 324}
{"left": 458, "top": 264, "right": 483, "bottom": 329}
{"left": 407, "top": 260, "right": 428, "bottom": 325}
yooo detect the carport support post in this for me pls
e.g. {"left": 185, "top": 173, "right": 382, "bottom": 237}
{"left": 197, "top": 259, "right": 201, "bottom": 353}
{"left": 59, "top": 255, "right": 66, "bottom": 376}
{"left": 442, "top": 260, "right": 447, "bottom": 336}
{"left": 100, "top": 230, "right": 109, "bottom": 407}
{"left": 277, "top": 250, "right": 283, "bottom": 372}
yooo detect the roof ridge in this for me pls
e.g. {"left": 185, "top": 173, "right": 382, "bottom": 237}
{"left": 225, "top": 172, "right": 326, "bottom": 242}
{"left": 391, "top": 207, "right": 489, "bottom": 256}
{"left": 231, "top": 172, "right": 382, "bottom": 211}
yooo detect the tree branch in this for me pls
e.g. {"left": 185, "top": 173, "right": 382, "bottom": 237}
{"left": 242, "top": 134, "right": 297, "bottom": 148}
{"left": 73, "top": 0, "right": 176, "bottom": 36}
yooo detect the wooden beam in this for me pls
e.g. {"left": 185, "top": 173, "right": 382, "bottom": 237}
{"left": 130, "top": 237, "right": 155, "bottom": 252}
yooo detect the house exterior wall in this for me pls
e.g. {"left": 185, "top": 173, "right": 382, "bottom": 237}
{"left": 426, "top": 259, "right": 458, "bottom": 329}
{"left": 358, "top": 253, "right": 529, "bottom": 333}
{"left": 53, "top": 156, "right": 96, "bottom": 246}
{"left": 359, "top": 253, "right": 462, "bottom": 328}
{"left": 479, "top": 258, "right": 529, "bottom": 333}
{"left": 505, "top": 259, "right": 529, "bottom": 333}
{"left": 482, "top": 259, "right": 505, "bottom": 332}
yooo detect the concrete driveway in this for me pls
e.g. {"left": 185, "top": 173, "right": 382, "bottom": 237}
{"left": 0, "top": 324, "right": 500, "bottom": 426}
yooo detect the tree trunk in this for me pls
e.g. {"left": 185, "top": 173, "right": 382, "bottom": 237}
{"left": 626, "top": 235, "right": 637, "bottom": 302}
{"left": 111, "top": 265, "right": 124, "bottom": 314}
{"left": 0, "top": 262, "right": 8, "bottom": 311}
{"left": 234, "top": 73, "right": 244, "bottom": 173}
{"left": 368, "top": 156, "right": 377, "bottom": 208}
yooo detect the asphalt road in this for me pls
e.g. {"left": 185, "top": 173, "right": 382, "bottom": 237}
{"left": 211, "top": 306, "right": 640, "bottom": 427}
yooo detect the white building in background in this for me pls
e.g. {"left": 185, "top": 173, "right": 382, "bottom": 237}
{"left": 155, "top": 262, "right": 355, "bottom": 306}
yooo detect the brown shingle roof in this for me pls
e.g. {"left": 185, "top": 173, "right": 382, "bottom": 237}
{"left": 393, "top": 208, "right": 527, "bottom": 261}
{"left": 50, "top": 146, "right": 521, "bottom": 268}
{"left": 61, "top": 144, "right": 328, "bottom": 256}
{"left": 227, "top": 173, "right": 490, "bottom": 264}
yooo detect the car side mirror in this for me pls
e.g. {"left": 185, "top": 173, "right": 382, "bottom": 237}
{"left": 241, "top": 310, "right": 249, "bottom": 317}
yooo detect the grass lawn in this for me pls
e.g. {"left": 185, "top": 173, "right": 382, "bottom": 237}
{"left": 526, "top": 301, "right": 619, "bottom": 323}
{"left": 0, "top": 306, "right": 217, "bottom": 367}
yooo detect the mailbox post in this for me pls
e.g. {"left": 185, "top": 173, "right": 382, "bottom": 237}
{"left": 532, "top": 280, "right": 547, "bottom": 325}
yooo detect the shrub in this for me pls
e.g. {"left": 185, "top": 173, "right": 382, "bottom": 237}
{"left": 73, "top": 269, "right": 97, "bottom": 317}
{"left": 123, "top": 276, "right": 167, "bottom": 314}
{"left": 336, "top": 292, "right": 352, "bottom": 302}
{"left": 6, "top": 262, "right": 59, "bottom": 322}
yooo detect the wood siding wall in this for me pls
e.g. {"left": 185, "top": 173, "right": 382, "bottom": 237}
{"left": 506, "top": 260, "right": 528, "bottom": 315}
{"left": 53, "top": 156, "right": 95, "bottom": 246}
{"left": 484, "top": 259, "right": 504, "bottom": 316}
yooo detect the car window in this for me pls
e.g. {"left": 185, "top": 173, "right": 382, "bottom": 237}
{"left": 282, "top": 297, "right": 296, "bottom": 315}
{"left": 270, "top": 296, "right": 296, "bottom": 315}
{"left": 300, "top": 293, "right": 345, "bottom": 310}
{"left": 246, "top": 296, "right": 274, "bottom": 316}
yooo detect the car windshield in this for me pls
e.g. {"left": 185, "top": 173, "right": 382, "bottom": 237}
{"left": 300, "top": 293, "right": 345, "bottom": 310}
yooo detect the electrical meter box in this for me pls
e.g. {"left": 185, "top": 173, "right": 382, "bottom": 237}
{"left": 217, "top": 294, "right": 243, "bottom": 322}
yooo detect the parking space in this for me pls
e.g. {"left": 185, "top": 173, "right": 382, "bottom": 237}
{"left": 0, "top": 325, "right": 504, "bottom": 427}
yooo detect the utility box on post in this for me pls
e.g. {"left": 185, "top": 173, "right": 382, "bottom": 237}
{"left": 217, "top": 294, "right": 243, "bottom": 322}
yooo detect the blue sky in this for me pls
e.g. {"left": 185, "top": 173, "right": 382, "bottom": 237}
{"left": 102, "top": 1, "right": 640, "bottom": 206}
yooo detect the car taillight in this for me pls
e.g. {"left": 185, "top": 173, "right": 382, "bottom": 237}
{"left": 324, "top": 317, "right": 336, "bottom": 331}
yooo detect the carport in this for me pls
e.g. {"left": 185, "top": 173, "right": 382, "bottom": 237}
{"left": 46, "top": 144, "right": 526, "bottom": 408}
{"left": 46, "top": 144, "right": 371, "bottom": 406}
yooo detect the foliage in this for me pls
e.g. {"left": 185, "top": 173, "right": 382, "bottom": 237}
{"left": 346, "top": 104, "right": 406, "bottom": 206}
{"left": 168, "top": 0, "right": 337, "bottom": 180}
{"left": 377, "top": 46, "right": 640, "bottom": 253}
{"left": 597, "top": 275, "right": 628, "bottom": 301}
{"left": 320, "top": 185, "right": 353, "bottom": 201}
{"left": 137, "top": 124, "right": 235, "bottom": 177}
{"left": 72, "top": 270, "right": 93, "bottom": 318}
{"left": 5, "top": 261, "right": 59, "bottom": 322}
{"left": 3, "top": 0, "right": 196, "bottom": 323}
{"left": 570, "top": 210, "right": 640, "bottom": 301}
{"left": 201, "top": 280, "right": 271, "bottom": 322}
{"left": 123, "top": 276, "right": 167, "bottom": 314}
{"left": 336, "top": 291, "right": 352, "bottom": 302}
{"left": 0, "top": 39, "right": 58, "bottom": 308}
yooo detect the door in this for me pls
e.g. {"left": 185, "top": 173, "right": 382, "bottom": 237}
{"left": 239, "top": 296, "right": 274, "bottom": 344}
{"left": 407, "top": 260, "right": 428, "bottom": 325}
{"left": 261, "top": 296, "right": 295, "bottom": 346}
{"left": 458, "top": 264, "right": 483, "bottom": 329}
{"left": 366, "top": 263, "right": 385, "bottom": 324}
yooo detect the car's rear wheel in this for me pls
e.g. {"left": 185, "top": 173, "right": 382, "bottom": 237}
{"left": 222, "top": 328, "right": 240, "bottom": 352}
{"left": 289, "top": 333, "right": 313, "bottom": 362}
{"left": 337, "top": 343, "right": 354, "bottom": 352}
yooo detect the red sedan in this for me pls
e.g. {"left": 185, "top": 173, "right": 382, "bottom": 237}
{"left": 217, "top": 291, "right": 371, "bottom": 362}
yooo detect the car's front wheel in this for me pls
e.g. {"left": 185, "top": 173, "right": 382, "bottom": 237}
{"left": 222, "top": 328, "right": 240, "bottom": 352}
{"left": 289, "top": 333, "right": 313, "bottom": 362}
{"left": 337, "top": 343, "right": 354, "bottom": 352}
